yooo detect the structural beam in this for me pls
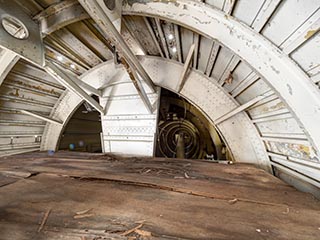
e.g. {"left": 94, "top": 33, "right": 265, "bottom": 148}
{"left": 155, "top": 18, "right": 170, "bottom": 59}
{"left": 214, "top": 92, "right": 271, "bottom": 125}
{"left": 281, "top": 8, "right": 320, "bottom": 54}
{"left": 122, "top": 18, "right": 147, "bottom": 56}
{"left": 35, "top": 0, "right": 89, "bottom": 35}
{"left": 205, "top": 42, "right": 220, "bottom": 76}
{"left": 219, "top": 55, "right": 240, "bottom": 86}
{"left": 143, "top": 17, "right": 164, "bottom": 58}
{"left": 231, "top": 72, "right": 259, "bottom": 97}
{"left": 251, "top": 0, "right": 282, "bottom": 32}
{"left": 312, "top": 74, "right": 320, "bottom": 84}
{"left": 0, "top": 1, "right": 44, "bottom": 66}
{"left": 193, "top": 34, "right": 200, "bottom": 68}
{"left": 42, "top": 56, "right": 270, "bottom": 170}
{"left": 68, "top": 74, "right": 102, "bottom": 97}
{"left": 21, "top": 110, "right": 63, "bottom": 125}
{"left": 123, "top": 0, "right": 320, "bottom": 155}
{"left": 44, "top": 61, "right": 105, "bottom": 114}
{"left": 178, "top": 44, "right": 195, "bottom": 92}
{"left": 174, "top": 24, "right": 183, "bottom": 63}
{"left": 78, "top": 0, "right": 156, "bottom": 93}
{"left": 102, "top": 85, "right": 116, "bottom": 115}
{"left": 268, "top": 151, "right": 320, "bottom": 171}
{"left": 223, "top": 0, "right": 237, "bottom": 15}
{"left": 271, "top": 161, "right": 320, "bottom": 189}
{"left": 0, "top": 49, "right": 19, "bottom": 87}
{"left": 122, "top": 60, "right": 154, "bottom": 113}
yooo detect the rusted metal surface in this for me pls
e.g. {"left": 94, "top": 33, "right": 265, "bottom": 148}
{"left": 78, "top": 0, "right": 156, "bottom": 93}
{"left": 121, "top": 58, "right": 154, "bottom": 113}
{"left": 0, "top": 1, "right": 44, "bottom": 66}
{"left": 35, "top": 0, "right": 89, "bottom": 35}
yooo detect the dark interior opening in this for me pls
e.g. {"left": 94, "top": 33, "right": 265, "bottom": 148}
{"left": 156, "top": 89, "right": 226, "bottom": 160}
{"left": 59, "top": 96, "right": 102, "bottom": 153}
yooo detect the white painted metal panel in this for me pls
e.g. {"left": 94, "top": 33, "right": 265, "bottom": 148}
{"left": 0, "top": 1, "right": 44, "bottom": 66}
{"left": 54, "top": 29, "right": 103, "bottom": 67}
{"left": 0, "top": 48, "right": 19, "bottom": 87}
{"left": 280, "top": 8, "right": 320, "bottom": 54}
{"left": 43, "top": 57, "right": 270, "bottom": 170}
{"left": 223, "top": 61, "right": 252, "bottom": 93}
{"left": 205, "top": 0, "right": 225, "bottom": 10}
{"left": 247, "top": 98, "right": 286, "bottom": 118}
{"left": 211, "top": 47, "right": 233, "bottom": 81}
{"left": 261, "top": 0, "right": 320, "bottom": 46}
{"left": 291, "top": 32, "right": 320, "bottom": 77}
{"left": 232, "top": 0, "right": 265, "bottom": 26}
{"left": 197, "top": 37, "right": 214, "bottom": 73}
{"left": 100, "top": 73, "right": 159, "bottom": 156}
{"left": 180, "top": 28, "right": 194, "bottom": 63}
{"left": 271, "top": 156, "right": 320, "bottom": 185}
{"left": 255, "top": 118, "right": 305, "bottom": 135}
{"left": 235, "top": 79, "right": 270, "bottom": 104}
{"left": 251, "top": 0, "right": 282, "bottom": 32}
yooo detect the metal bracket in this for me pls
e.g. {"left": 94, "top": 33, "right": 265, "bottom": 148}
{"left": 0, "top": 0, "right": 44, "bottom": 66}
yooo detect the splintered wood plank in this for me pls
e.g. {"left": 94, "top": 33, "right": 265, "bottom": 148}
{"left": 0, "top": 152, "right": 319, "bottom": 239}
{"left": 0, "top": 152, "right": 318, "bottom": 209}
{"left": 0, "top": 173, "right": 319, "bottom": 240}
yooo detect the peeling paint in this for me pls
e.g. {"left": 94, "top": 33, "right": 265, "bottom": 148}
{"left": 304, "top": 29, "right": 319, "bottom": 39}
{"left": 124, "top": 0, "right": 179, "bottom": 7}
{"left": 267, "top": 141, "right": 319, "bottom": 162}
{"left": 259, "top": 102, "right": 286, "bottom": 114}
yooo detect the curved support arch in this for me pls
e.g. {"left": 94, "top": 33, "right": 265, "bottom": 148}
{"left": 122, "top": 0, "right": 320, "bottom": 155}
{"left": 0, "top": 49, "right": 19, "bottom": 87}
{"left": 42, "top": 57, "right": 271, "bottom": 171}
{"left": 41, "top": 90, "right": 83, "bottom": 151}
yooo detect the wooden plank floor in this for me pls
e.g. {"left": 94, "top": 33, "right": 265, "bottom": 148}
{"left": 0, "top": 151, "right": 319, "bottom": 240}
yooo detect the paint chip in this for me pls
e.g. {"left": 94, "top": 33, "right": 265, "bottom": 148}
{"left": 305, "top": 29, "right": 318, "bottom": 39}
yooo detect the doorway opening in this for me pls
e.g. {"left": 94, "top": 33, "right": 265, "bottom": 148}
{"left": 156, "top": 89, "right": 228, "bottom": 160}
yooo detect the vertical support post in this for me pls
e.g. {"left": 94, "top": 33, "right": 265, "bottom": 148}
{"left": 178, "top": 44, "right": 195, "bottom": 92}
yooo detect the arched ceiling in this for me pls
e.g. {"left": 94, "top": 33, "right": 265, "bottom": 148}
{"left": 0, "top": 0, "right": 319, "bottom": 194}
{"left": 42, "top": 57, "right": 271, "bottom": 170}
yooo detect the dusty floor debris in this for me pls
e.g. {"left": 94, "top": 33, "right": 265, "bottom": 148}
{"left": 0, "top": 151, "right": 319, "bottom": 239}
